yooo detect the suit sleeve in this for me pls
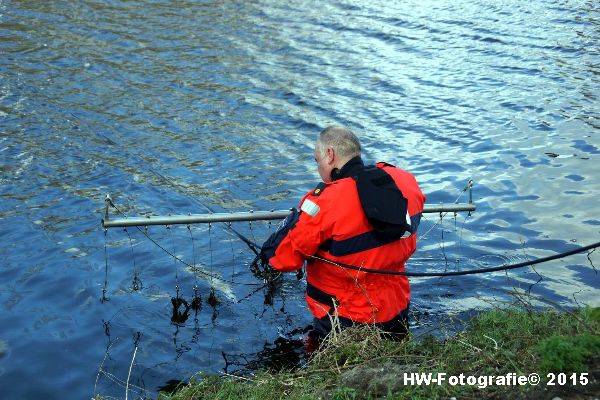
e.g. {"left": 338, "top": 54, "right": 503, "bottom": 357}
{"left": 267, "top": 194, "right": 331, "bottom": 272}
{"left": 259, "top": 208, "right": 300, "bottom": 262}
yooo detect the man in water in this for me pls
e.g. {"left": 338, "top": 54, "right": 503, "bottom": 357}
{"left": 260, "top": 126, "right": 425, "bottom": 341}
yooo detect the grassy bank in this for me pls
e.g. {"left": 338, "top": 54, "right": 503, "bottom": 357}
{"left": 158, "top": 305, "right": 600, "bottom": 399}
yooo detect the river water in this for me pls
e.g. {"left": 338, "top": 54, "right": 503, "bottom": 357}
{"left": 1, "top": 0, "right": 599, "bottom": 398}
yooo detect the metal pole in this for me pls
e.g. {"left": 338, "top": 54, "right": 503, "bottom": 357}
{"left": 423, "top": 203, "right": 476, "bottom": 214}
{"left": 101, "top": 203, "right": 476, "bottom": 229}
{"left": 102, "top": 210, "right": 292, "bottom": 228}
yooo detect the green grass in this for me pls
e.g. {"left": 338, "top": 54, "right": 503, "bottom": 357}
{"left": 156, "top": 305, "right": 600, "bottom": 400}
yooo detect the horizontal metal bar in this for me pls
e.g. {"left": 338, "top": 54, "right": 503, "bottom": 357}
{"left": 423, "top": 203, "right": 476, "bottom": 213}
{"left": 102, "top": 210, "right": 292, "bottom": 228}
{"left": 102, "top": 203, "right": 476, "bottom": 229}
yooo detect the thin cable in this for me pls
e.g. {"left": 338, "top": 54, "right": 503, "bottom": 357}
{"left": 106, "top": 198, "right": 260, "bottom": 287}
{"left": 142, "top": 164, "right": 261, "bottom": 254}
{"left": 310, "top": 241, "right": 600, "bottom": 277}
{"left": 587, "top": 248, "right": 597, "bottom": 273}
{"left": 102, "top": 229, "right": 110, "bottom": 303}
{"left": 168, "top": 225, "right": 180, "bottom": 298}
{"left": 227, "top": 222, "right": 237, "bottom": 280}
{"left": 187, "top": 225, "right": 203, "bottom": 312}
{"left": 418, "top": 180, "right": 471, "bottom": 240}
{"left": 187, "top": 225, "right": 201, "bottom": 289}
{"left": 98, "top": 132, "right": 261, "bottom": 255}
{"left": 208, "top": 223, "right": 214, "bottom": 290}
{"left": 124, "top": 228, "right": 141, "bottom": 291}
{"left": 440, "top": 213, "right": 448, "bottom": 271}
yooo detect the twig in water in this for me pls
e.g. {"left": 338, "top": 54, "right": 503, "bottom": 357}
{"left": 93, "top": 339, "right": 118, "bottom": 398}
{"left": 125, "top": 333, "right": 141, "bottom": 400}
{"left": 587, "top": 248, "right": 597, "bottom": 273}
{"left": 125, "top": 346, "right": 138, "bottom": 400}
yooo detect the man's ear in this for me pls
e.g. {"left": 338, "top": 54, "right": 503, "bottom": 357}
{"left": 326, "top": 147, "right": 336, "bottom": 165}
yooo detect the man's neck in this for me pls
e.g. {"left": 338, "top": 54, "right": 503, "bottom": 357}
{"left": 332, "top": 156, "right": 364, "bottom": 181}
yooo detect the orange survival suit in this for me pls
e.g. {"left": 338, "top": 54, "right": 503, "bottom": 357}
{"left": 261, "top": 157, "right": 425, "bottom": 326}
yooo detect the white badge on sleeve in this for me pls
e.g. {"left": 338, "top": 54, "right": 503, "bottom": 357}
{"left": 300, "top": 198, "right": 320, "bottom": 217}
{"left": 401, "top": 211, "right": 412, "bottom": 238}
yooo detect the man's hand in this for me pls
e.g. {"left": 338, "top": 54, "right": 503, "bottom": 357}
{"left": 250, "top": 253, "right": 279, "bottom": 282}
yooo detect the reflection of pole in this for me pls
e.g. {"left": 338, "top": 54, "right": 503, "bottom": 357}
{"left": 102, "top": 203, "right": 476, "bottom": 229}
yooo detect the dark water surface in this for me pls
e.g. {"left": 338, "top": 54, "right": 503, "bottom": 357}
{"left": 1, "top": 0, "right": 599, "bottom": 398}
